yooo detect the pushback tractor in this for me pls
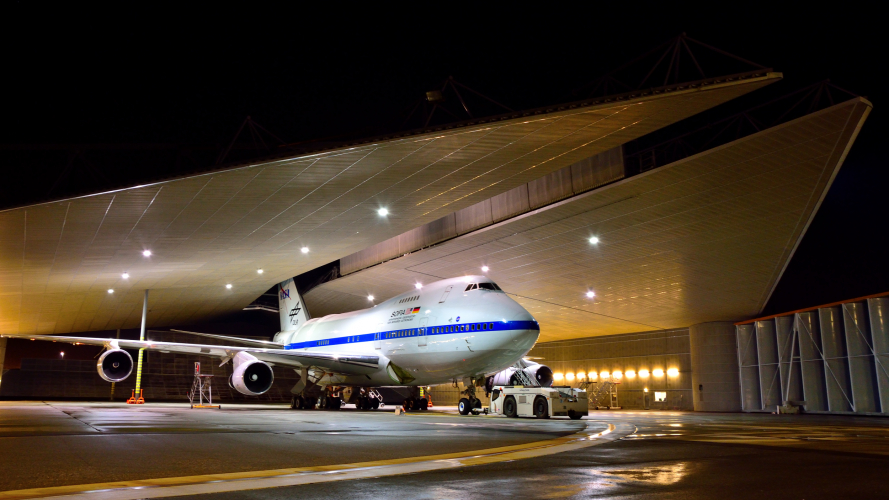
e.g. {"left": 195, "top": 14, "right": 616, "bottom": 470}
{"left": 489, "top": 385, "right": 588, "bottom": 419}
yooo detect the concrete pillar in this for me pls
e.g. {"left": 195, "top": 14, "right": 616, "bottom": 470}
{"left": 690, "top": 322, "right": 741, "bottom": 412}
{"left": 0, "top": 337, "right": 6, "bottom": 389}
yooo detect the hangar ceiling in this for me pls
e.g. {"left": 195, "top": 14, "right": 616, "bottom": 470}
{"left": 0, "top": 73, "right": 779, "bottom": 335}
{"left": 303, "top": 98, "right": 872, "bottom": 342}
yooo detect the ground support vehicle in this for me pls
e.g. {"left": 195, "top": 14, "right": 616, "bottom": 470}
{"left": 489, "top": 385, "right": 588, "bottom": 419}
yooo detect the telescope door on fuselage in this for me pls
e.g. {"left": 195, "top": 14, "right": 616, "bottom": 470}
{"left": 439, "top": 286, "right": 452, "bottom": 303}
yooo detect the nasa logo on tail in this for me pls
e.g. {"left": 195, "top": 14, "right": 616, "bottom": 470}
{"left": 279, "top": 287, "right": 290, "bottom": 301}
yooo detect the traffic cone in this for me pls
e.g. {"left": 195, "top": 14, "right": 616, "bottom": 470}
{"left": 126, "top": 390, "right": 136, "bottom": 404}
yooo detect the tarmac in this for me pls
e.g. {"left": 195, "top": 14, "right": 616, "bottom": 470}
{"left": 1, "top": 401, "right": 888, "bottom": 499}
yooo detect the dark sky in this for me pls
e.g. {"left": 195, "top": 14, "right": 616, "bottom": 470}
{"left": 1, "top": 3, "right": 885, "bottom": 318}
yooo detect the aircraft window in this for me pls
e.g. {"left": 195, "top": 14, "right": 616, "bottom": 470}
{"left": 489, "top": 323, "right": 494, "bottom": 329}
{"left": 464, "top": 283, "right": 479, "bottom": 292}
{"left": 491, "top": 389, "right": 501, "bottom": 401}
{"left": 482, "top": 323, "right": 487, "bottom": 330}
{"left": 478, "top": 282, "right": 499, "bottom": 291}
{"left": 471, "top": 324, "right": 476, "bottom": 331}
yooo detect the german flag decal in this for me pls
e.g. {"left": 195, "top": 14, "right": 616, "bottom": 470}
{"left": 411, "top": 307, "right": 421, "bottom": 314}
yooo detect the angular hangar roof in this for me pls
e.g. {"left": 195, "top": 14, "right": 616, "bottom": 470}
{"left": 0, "top": 72, "right": 779, "bottom": 335}
{"left": 303, "top": 97, "right": 872, "bottom": 342}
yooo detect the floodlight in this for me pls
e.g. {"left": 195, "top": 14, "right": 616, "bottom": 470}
{"left": 589, "top": 236, "right": 599, "bottom": 244}
{"left": 481, "top": 266, "right": 489, "bottom": 272}
{"left": 226, "top": 284, "right": 233, "bottom": 289}
{"left": 142, "top": 250, "right": 152, "bottom": 257}
{"left": 378, "top": 208, "right": 388, "bottom": 216}
{"left": 367, "top": 295, "right": 374, "bottom": 301}
{"left": 121, "top": 273, "right": 129, "bottom": 279}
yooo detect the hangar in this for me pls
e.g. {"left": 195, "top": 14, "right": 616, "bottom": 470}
{"left": 0, "top": 31, "right": 884, "bottom": 499}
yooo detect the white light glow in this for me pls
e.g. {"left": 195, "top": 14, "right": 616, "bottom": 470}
{"left": 301, "top": 247, "right": 309, "bottom": 254}
{"left": 107, "top": 289, "right": 114, "bottom": 294}
{"left": 367, "top": 295, "right": 374, "bottom": 301}
{"left": 589, "top": 236, "right": 599, "bottom": 244}
{"left": 121, "top": 272, "right": 129, "bottom": 279}
{"left": 576, "top": 372, "right": 585, "bottom": 380}
{"left": 60, "top": 352, "right": 64, "bottom": 357}
{"left": 225, "top": 284, "right": 233, "bottom": 289}
{"left": 565, "top": 372, "right": 575, "bottom": 381}
{"left": 257, "top": 269, "right": 264, "bottom": 274}
{"left": 667, "top": 368, "right": 679, "bottom": 377}
{"left": 613, "top": 370, "right": 623, "bottom": 379}
{"left": 653, "top": 368, "right": 664, "bottom": 377}
{"left": 142, "top": 250, "right": 152, "bottom": 257}
{"left": 586, "top": 291, "right": 595, "bottom": 298}
{"left": 378, "top": 208, "right": 388, "bottom": 216}
{"left": 553, "top": 373, "right": 564, "bottom": 381}
{"left": 415, "top": 283, "right": 423, "bottom": 289}
{"left": 600, "top": 371, "right": 610, "bottom": 379}
{"left": 639, "top": 369, "right": 650, "bottom": 378}
{"left": 588, "top": 372, "right": 598, "bottom": 380}
{"left": 481, "top": 266, "right": 489, "bottom": 272}
{"left": 463, "top": 276, "right": 473, "bottom": 283}
{"left": 626, "top": 370, "right": 636, "bottom": 379}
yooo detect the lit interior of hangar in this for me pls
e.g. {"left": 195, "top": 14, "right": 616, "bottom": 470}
{"left": 0, "top": 72, "right": 777, "bottom": 336}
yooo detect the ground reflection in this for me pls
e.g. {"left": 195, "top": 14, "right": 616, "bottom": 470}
{"left": 604, "top": 462, "right": 688, "bottom": 485}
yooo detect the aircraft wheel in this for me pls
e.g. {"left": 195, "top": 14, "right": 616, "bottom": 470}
{"left": 533, "top": 396, "right": 549, "bottom": 419}
{"left": 419, "top": 398, "right": 428, "bottom": 410}
{"left": 358, "top": 396, "right": 367, "bottom": 410}
{"left": 334, "top": 397, "right": 342, "bottom": 409}
{"left": 319, "top": 395, "right": 328, "bottom": 409}
{"left": 472, "top": 398, "right": 482, "bottom": 409}
{"left": 458, "top": 398, "right": 471, "bottom": 415}
{"left": 371, "top": 398, "right": 380, "bottom": 410}
{"left": 293, "top": 396, "right": 303, "bottom": 410}
{"left": 568, "top": 410, "right": 582, "bottom": 420}
{"left": 503, "top": 396, "right": 518, "bottom": 418}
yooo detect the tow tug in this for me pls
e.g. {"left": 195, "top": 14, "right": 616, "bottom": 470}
{"left": 489, "top": 385, "right": 588, "bottom": 419}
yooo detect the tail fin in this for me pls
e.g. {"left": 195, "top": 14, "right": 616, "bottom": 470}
{"left": 278, "top": 278, "right": 311, "bottom": 332}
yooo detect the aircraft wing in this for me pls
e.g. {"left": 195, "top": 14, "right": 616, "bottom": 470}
{"left": 1, "top": 334, "right": 380, "bottom": 376}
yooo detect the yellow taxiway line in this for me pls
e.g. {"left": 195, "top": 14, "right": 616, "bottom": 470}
{"left": 0, "top": 421, "right": 632, "bottom": 500}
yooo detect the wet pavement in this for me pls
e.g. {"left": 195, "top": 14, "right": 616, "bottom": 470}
{"left": 1, "top": 402, "right": 888, "bottom": 499}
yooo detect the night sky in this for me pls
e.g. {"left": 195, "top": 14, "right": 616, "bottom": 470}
{"left": 1, "top": 3, "right": 885, "bottom": 345}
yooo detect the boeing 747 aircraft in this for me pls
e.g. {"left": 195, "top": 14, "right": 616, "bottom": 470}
{"left": 3, "top": 276, "right": 553, "bottom": 414}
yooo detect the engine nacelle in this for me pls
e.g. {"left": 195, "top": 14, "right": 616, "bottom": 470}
{"left": 97, "top": 349, "right": 134, "bottom": 382}
{"left": 230, "top": 353, "right": 274, "bottom": 396}
{"left": 485, "top": 361, "right": 554, "bottom": 392}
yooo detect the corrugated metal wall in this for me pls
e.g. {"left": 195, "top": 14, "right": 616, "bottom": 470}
{"left": 341, "top": 146, "right": 624, "bottom": 275}
{"left": 737, "top": 297, "right": 889, "bottom": 415}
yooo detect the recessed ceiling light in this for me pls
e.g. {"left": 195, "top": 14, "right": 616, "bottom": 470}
{"left": 586, "top": 291, "right": 595, "bottom": 298}
{"left": 107, "top": 289, "right": 114, "bottom": 294}
{"left": 121, "top": 272, "right": 129, "bottom": 279}
{"left": 481, "top": 266, "right": 489, "bottom": 272}
{"left": 367, "top": 295, "right": 374, "bottom": 301}
{"left": 257, "top": 269, "right": 264, "bottom": 274}
{"left": 378, "top": 208, "right": 388, "bottom": 216}
{"left": 589, "top": 236, "right": 599, "bottom": 244}
{"left": 415, "top": 283, "right": 423, "bottom": 289}
{"left": 142, "top": 250, "right": 152, "bottom": 257}
{"left": 301, "top": 247, "right": 309, "bottom": 254}
{"left": 225, "top": 284, "right": 233, "bottom": 289}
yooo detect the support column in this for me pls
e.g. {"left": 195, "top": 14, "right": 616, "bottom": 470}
{"left": 135, "top": 290, "right": 148, "bottom": 397}
{"left": 690, "top": 322, "right": 741, "bottom": 412}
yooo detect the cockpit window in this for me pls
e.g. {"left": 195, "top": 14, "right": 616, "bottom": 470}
{"left": 466, "top": 282, "right": 502, "bottom": 292}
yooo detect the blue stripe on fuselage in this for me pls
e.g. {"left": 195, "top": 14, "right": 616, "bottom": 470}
{"left": 283, "top": 320, "right": 539, "bottom": 350}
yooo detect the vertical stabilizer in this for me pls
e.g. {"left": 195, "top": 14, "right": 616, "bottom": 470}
{"left": 278, "top": 278, "right": 311, "bottom": 332}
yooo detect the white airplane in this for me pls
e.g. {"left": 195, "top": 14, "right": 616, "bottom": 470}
{"left": 4, "top": 276, "right": 554, "bottom": 414}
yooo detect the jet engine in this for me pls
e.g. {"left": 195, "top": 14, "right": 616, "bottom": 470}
{"left": 230, "top": 353, "right": 274, "bottom": 396}
{"left": 96, "top": 349, "right": 134, "bottom": 382}
{"left": 485, "top": 361, "right": 554, "bottom": 392}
